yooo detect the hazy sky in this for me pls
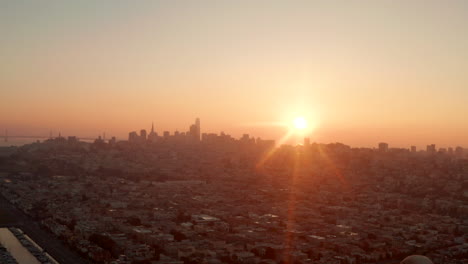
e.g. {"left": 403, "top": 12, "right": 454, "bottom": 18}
{"left": 1, "top": 0, "right": 467, "bottom": 148}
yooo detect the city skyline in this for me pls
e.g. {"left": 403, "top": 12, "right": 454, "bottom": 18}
{"left": 2, "top": 117, "right": 466, "bottom": 151}
{"left": 1, "top": 0, "right": 468, "bottom": 148}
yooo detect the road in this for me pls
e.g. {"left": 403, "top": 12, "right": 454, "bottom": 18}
{"left": 0, "top": 195, "right": 90, "bottom": 264}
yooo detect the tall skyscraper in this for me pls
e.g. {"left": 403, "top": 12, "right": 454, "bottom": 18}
{"left": 129, "top": 131, "right": 138, "bottom": 143}
{"left": 140, "top": 129, "right": 147, "bottom": 141}
{"left": 189, "top": 118, "right": 201, "bottom": 142}
{"left": 148, "top": 122, "right": 158, "bottom": 142}
{"left": 195, "top": 118, "right": 201, "bottom": 141}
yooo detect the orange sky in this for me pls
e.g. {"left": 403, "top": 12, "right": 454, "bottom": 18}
{"left": 1, "top": 1, "right": 467, "bottom": 148}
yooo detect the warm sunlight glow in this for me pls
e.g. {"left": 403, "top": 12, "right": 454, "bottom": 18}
{"left": 293, "top": 117, "right": 308, "bottom": 130}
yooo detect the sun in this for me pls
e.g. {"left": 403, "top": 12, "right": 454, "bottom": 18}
{"left": 293, "top": 116, "right": 308, "bottom": 130}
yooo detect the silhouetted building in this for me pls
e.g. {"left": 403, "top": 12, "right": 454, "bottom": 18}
{"left": 140, "top": 129, "right": 147, "bottom": 141}
{"left": 129, "top": 131, "right": 139, "bottom": 143}
{"left": 189, "top": 124, "right": 197, "bottom": 140}
{"left": 163, "top": 131, "right": 170, "bottom": 139}
{"left": 304, "top": 137, "right": 310, "bottom": 146}
{"left": 148, "top": 122, "right": 158, "bottom": 142}
{"left": 256, "top": 138, "right": 275, "bottom": 149}
{"left": 378, "top": 142, "right": 389, "bottom": 152}
{"left": 455, "top": 146, "right": 464, "bottom": 156}
{"left": 94, "top": 135, "right": 104, "bottom": 144}
{"left": 426, "top": 144, "right": 436, "bottom": 154}
{"left": 411, "top": 146, "right": 417, "bottom": 153}
{"left": 195, "top": 118, "right": 200, "bottom": 141}
{"left": 188, "top": 118, "right": 201, "bottom": 142}
{"left": 238, "top": 134, "right": 255, "bottom": 145}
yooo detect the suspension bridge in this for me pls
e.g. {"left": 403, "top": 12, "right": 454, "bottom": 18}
{"left": 2, "top": 130, "right": 96, "bottom": 142}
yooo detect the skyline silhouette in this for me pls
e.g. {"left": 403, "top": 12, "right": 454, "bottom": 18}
{"left": 1, "top": 118, "right": 466, "bottom": 151}
{"left": 2, "top": 1, "right": 468, "bottom": 148}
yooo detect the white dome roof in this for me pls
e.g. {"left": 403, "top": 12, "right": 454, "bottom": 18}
{"left": 401, "top": 255, "right": 433, "bottom": 264}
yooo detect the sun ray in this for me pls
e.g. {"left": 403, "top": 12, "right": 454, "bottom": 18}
{"left": 316, "top": 144, "right": 347, "bottom": 185}
{"left": 255, "top": 130, "right": 294, "bottom": 170}
{"left": 282, "top": 145, "right": 301, "bottom": 262}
